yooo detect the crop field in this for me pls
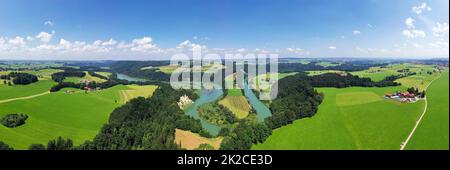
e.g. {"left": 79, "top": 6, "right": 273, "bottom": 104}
{"left": 218, "top": 94, "right": 251, "bottom": 119}
{"left": 121, "top": 85, "right": 158, "bottom": 103}
{"left": 316, "top": 62, "right": 341, "bottom": 67}
{"left": 0, "top": 83, "right": 158, "bottom": 149}
{"left": 306, "top": 70, "right": 347, "bottom": 76}
{"left": 406, "top": 70, "right": 449, "bottom": 150}
{"left": 174, "top": 129, "right": 222, "bottom": 150}
{"left": 155, "top": 64, "right": 224, "bottom": 74}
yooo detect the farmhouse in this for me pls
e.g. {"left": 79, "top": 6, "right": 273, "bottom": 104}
{"left": 384, "top": 91, "right": 419, "bottom": 103}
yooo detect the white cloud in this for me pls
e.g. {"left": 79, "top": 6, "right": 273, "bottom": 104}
{"left": 402, "top": 17, "right": 426, "bottom": 38}
{"left": 285, "top": 47, "right": 310, "bottom": 55}
{"left": 405, "top": 17, "right": 415, "bottom": 28}
{"left": 412, "top": 3, "right": 431, "bottom": 14}
{"left": 8, "top": 36, "right": 26, "bottom": 46}
{"left": 237, "top": 48, "right": 246, "bottom": 52}
{"left": 352, "top": 30, "right": 361, "bottom": 35}
{"left": 129, "top": 37, "right": 158, "bottom": 52}
{"left": 402, "top": 29, "right": 426, "bottom": 38}
{"left": 432, "top": 22, "right": 449, "bottom": 37}
{"left": 367, "top": 24, "right": 373, "bottom": 28}
{"left": 429, "top": 41, "right": 449, "bottom": 48}
{"left": 26, "top": 36, "right": 34, "bottom": 41}
{"left": 176, "top": 40, "right": 205, "bottom": 50}
{"left": 44, "top": 21, "right": 54, "bottom": 26}
{"left": 328, "top": 46, "right": 337, "bottom": 50}
{"left": 36, "top": 31, "right": 55, "bottom": 43}
{"left": 340, "top": 35, "right": 345, "bottom": 39}
{"left": 102, "top": 39, "right": 117, "bottom": 46}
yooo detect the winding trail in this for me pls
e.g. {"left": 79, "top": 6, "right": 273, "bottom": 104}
{"left": 0, "top": 91, "right": 50, "bottom": 104}
{"left": 400, "top": 74, "right": 442, "bottom": 150}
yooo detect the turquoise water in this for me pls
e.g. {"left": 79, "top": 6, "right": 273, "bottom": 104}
{"left": 243, "top": 82, "right": 272, "bottom": 122}
{"left": 116, "top": 73, "right": 148, "bottom": 82}
{"left": 184, "top": 89, "right": 223, "bottom": 136}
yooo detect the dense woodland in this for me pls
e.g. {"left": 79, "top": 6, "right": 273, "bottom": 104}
{"left": 51, "top": 70, "right": 86, "bottom": 82}
{"left": 75, "top": 84, "right": 208, "bottom": 150}
{"left": 306, "top": 73, "right": 401, "bottom": 88}
{"left": 266, "top": 74, "right": 324, "bottom": 129}
{"left": 0, "top": 72, "right": 38, "bottom": 85}
{"left": 110, "top": 61, "right": 170, "bottom": 82}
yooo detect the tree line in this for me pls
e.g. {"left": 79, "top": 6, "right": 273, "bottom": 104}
{"left": 0, "top": 72, "right": 38, "bottom": 85}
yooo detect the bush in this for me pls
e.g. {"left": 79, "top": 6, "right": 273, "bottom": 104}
{"left": 0, "top": 141, "right": 13, "bottom": 150}
{"left": 0, "top": 113, "right": 29, "bottom": 128}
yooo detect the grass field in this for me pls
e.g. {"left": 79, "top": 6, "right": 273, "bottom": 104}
{"left": 174, "top": 129, "right": 223, "bottom": 150}
{"left": 0, "top": 80, "right": 56, "bottom": 101}
{"left": 95, "top": 71, "right": 112, "bottom": 78}
{"left": 64, "top": 71, "right": 107, "bottom": 83}
{"left": 351, "top": 64, "right": 437, "bottom": 82}
{"left": 253, "top": 65, "right": 444, "bottom": 150}
{"left": 0, "top": 84, "right": 158, "bottom": 149}
{"left": 406, "top": 70, "right": 449, "bottom": 150}
{"left": 253, "top": 86, "right": 426, "bottom": 150}
{"left": 121, "top": 85, "right": 158, "bottom": 103}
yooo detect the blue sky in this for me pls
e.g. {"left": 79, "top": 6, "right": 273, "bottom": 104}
{"left": 0, "top": 0, "right": 448, "bottom": 60}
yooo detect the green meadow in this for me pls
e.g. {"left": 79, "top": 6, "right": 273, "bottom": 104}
{"left": 253, "top": 86, "right": 425, "bottom": 150}
{"left": 406, "top": 70, "right": 449, "bottom": 150}
{"left": 0, "top": 80, "right": 56, "bottom": 101}
{"left": 0, "top": 85, "right": 132, "bottom": 149}
{"left": 253, "top": 65, "right": 444, "bottom": 150}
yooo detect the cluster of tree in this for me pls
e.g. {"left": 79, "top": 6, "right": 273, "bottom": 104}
{"left": 110, "top": 61, "right": 170, "bottom": 82}
{"left": 219, "top": 120, "right": 272, "bottom": 150}
{"left": 0, "top": 113, "right": 29, "bottom": 128}
{"left": 28, "top": 137, "right": 74, "bottom": 150}
{"left": 0, "top": 141, "right": 13, "bottom": 150}
{"left": 306, "top": 73, "right": 401, "bottom": 88}
{"left": 49, "top": 73, "right": 162, "bottom": 92}
{"left": 75, "top": 84, "right": 204, "bottom": 150}
{"left": 198, "top": 102, "right": 237, "bottom": 125}
{"left": 266, "top": 74, "right": 323, "bottom": 129}
{"left": 407, "top": 87, "right": 426, "bottom": 98}
{"left": 0, "top": 72, "right": 38, "bottom": 85}
{"left": 51, "top": 70, "right": 86, "bottom": 82}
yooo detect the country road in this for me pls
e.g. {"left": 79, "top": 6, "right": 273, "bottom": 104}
{"left": 400, "top": 74, "right": 442, "bottom": 150}
{"left": 0, "top": 91, "right": 50, "bottom": 104}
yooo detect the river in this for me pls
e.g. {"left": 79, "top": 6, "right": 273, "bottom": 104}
{"left": 116, "top": 73, "right": 272, "bottom": 136}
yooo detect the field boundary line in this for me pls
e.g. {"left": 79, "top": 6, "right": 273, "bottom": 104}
{"left": 400, "top": 73, "right": 442, "bottom": 150}
{"left": 0, "top": 91, "right": 50, "bottom": 104}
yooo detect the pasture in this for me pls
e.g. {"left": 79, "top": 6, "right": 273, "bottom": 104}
{"left": 406, "top": 70, "right": 449, "bottom": 150}
{"left": 0, "top": 80, "right": 56, "bottom": 101}
{"left": 253, "top": 86, "right": 425, "bottom": 150}
{"left": 253, "top": 65, "right": 444, "bottom": 150}
{"left": 0, "top": 84, "right": 158, "bottom": 149}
